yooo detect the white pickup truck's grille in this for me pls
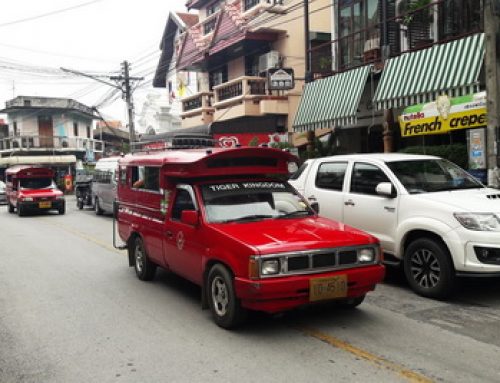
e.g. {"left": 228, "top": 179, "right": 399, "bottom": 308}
{"left": 486, "top": 194, "right": 500, "bottom": 200}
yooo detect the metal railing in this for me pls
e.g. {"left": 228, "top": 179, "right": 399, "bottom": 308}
{"left": 0, "top": 135, "right": 104, "bottom": 152}
{"left": 181, "top": 92, "right": 214, "bottom": 113}
{"left": 309, "top": 0, "right": 482, "bottom": 78}
{"left": 214, "top": 76, "right": 266, "bottom": 103}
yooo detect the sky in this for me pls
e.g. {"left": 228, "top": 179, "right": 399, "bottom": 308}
{"left": 0, "top": 0, "right": 187, "bottom": 130}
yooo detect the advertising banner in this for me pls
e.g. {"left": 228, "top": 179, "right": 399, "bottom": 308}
{"left": 398, "top": 92, "right": 487, "bottom": 138}
{"left": 214, "top": 133, "right": 288, "bottom": 148}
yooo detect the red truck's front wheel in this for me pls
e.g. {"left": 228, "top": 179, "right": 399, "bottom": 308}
{"left": 207, "top": 264, "right": 246, "bottom": 329}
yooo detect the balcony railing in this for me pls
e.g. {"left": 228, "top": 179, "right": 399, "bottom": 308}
{"left": 310, "top": 0, "right": 482, "bottom": 77}
{"left": 0, "top": 135, "right": 104, "bottom": 153}
{"left": 213, "top": 76, "right": 266, "bottom": 106}
{"left": 181, "top": 92, "right": 214, "bottom": 114}
{"left": 180, "top": 92, "right": 215, "bottom": 127}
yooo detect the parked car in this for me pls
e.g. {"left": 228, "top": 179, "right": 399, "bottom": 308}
{"left": 115, "top": 147, "right": 385, "bottom": 328}
{"left": 0, "top": 180, "right": 6, "bottom": 205}
{"left": 92, "top": 157, "right": 120, "bottom": 215}
{"left": 5, "top": 165, "right": 65, "bottom": 216}
{"left": 289, "top": 153, "right": 500, "bottom": 299}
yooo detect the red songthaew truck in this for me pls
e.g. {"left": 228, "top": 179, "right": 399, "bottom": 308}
{"left": 5, "top": 165, "right": 65, "bottom": 216}
{"left": 115, "top": 147, "right": 385, "bottom": 328}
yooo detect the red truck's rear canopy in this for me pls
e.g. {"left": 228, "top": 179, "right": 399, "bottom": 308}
{"left": 118, "top": 147, "right": 298, "bottom": 178}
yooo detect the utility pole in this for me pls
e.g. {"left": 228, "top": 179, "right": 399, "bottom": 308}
{"left": 485, "top": 0, "right": 500, "bottom": 187}
{"left": 61, "top": 60, "right": 143, "bottom": 146}
{"left": 110, "top": 61, "right": 143, "bottom": 143}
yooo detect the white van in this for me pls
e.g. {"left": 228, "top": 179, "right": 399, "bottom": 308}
{"left": 92, "top": 157, "right": 120, "bottom": 215}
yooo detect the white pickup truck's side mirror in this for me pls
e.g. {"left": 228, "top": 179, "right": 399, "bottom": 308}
{"left": 376, "top": 182, "right": 396, "bottom": 198}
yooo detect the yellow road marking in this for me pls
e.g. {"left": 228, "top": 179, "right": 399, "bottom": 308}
{"left": 297, "top": 326, "right": 434, "bottom": 383}
{"left": 41, "top": 218, "right": 125, "bottom": 255}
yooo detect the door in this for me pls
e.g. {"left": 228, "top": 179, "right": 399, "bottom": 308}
{"left": 304, "top": 161, "right": 347, "bottom": 221}
{"left": 38, "top": 116, "right": 53, "bottom": 148}
{"left": 342, "top": 162, "right": 398, "bottom": 253}
{"left": 163, "top": 185, "right": 204, "bottom": 284}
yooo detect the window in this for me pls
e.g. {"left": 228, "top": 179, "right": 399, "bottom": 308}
{"left": 337, "top": 0, "right": 389, "bottom": 70}
{"left": 86, "top": 125, "right": 91, "bottom": 138}
{"left": 73, "top": 122, "right": 78, "bottom": 137}
{"left": 131, "top": 166, "right": 160, "bottom": 191}
{"left": 206, "top": 1, "right": 220, "bottom": 16}
{"left": 315, "top": 162, "right": 348, "bottom": 191}
{"left": 244, "top": 0, "right": 260, "bottom": 12}
{"left": 439, "top": 0, "right": 482, "bottom": 40}
{"left": 171, "top": 187, "right": 196, "bottom": 220}
{"left": 94, "top": 170, "right": 112, "bottom": 184}
{"left": 350, "top": 162, "right": 391, "bottom": 195}
{"left": 203, "top": 17, "right": 217, "bottom": 34}
{"left": 245, "top": 55, "right": 260, "bottom": 76}
{"left": 201, "top": 181, "right": 312, "bottom": 223}
{"left": 13, "top": 121, "right": 18, "bottom": 136}
{"left": 209, "top": 66, "right": 228, "bottom": 89}
{"left": 119, "top": 166, "right": 127, "bottom": 186}
{"left": 289, "top": 162, "right": 309, "bottom": 181}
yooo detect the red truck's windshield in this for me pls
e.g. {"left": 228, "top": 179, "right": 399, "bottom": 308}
{"left": 20, "top": 178, "right": 56, "bottom": 190}
{"left": 201, "top": 181, "right": 312, "bottom": 223}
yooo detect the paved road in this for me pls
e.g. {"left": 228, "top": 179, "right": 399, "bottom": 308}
{"left": 1, "top": 197, "right": 500, "bottom": 383}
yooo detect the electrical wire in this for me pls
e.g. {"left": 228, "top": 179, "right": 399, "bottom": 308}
{"left": 0, "top": 0, "right": 106, "bottom": 28}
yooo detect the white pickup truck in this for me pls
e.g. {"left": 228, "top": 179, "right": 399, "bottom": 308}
{"left": 289, "top": 153, "right": 500, "bottom": 299}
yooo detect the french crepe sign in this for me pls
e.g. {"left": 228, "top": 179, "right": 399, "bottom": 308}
{"left": 398, "top": 92, "right": 487, "bottom": 137}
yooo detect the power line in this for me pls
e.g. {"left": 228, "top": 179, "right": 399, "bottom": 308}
{"left": 0, "top": 0, "right": 105, "bottom": 28}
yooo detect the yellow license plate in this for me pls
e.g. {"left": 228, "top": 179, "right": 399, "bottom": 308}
{"left": 309, "top": 275, "right": 348, "bottom": 302}
{"left": 39, "top": 201, "right": 52, "bottom": 208}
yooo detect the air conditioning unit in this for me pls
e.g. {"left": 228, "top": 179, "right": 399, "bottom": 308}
{"left": 258, "top": 51, "right": 280, "bottom": 73}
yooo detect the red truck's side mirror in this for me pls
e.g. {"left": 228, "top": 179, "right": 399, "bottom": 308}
{"left": 181, "top": 210, "right": 199, "bottom": 226}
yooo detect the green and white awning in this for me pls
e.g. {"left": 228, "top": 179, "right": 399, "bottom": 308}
{"left": 293, "top": 66, "right": 371, "bottom": 132}
{"left": 374, "top": 33, "right": 485, "bottom": 110}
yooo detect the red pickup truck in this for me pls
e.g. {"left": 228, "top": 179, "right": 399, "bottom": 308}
{"left": 5, "top": 165, "right": 65, "bottom": 216}
{"left": 115, "top": 147, "right": 385, "bottom": 328}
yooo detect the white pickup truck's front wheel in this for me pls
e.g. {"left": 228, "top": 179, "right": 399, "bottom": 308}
{"left": 404, "top": 238, "right": 456, "bottom": 299}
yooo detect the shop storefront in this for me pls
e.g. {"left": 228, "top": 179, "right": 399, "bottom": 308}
{"left": 398, "top": 92, "right": 488, "bottom": 182}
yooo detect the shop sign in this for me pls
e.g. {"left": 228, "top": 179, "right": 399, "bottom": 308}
{"left": 398, "top": 92, "right": 487, "bottom": 138}
{"left": 268, "top": 68, "right": 294, "bottom": 90}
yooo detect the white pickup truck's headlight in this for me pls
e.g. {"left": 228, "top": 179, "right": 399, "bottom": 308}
{"left": 454, "top": 213, "right": 500, "bottom": 231}
{"left": 261, "top": 259, "right": 280, "bottom": 275}
{"left": 357, "top": 247, "right": 376, "bottom": 263}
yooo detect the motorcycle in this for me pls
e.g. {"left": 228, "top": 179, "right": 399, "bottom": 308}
{"left": 74, "top": 171, "right": 94, "bottom": 210}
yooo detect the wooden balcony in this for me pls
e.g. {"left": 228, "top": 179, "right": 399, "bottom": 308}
{"left": 180, "top": 92, "right": 215, "bottom": 128}
{"left": 212, "top": 76, "right": 288, "bottom": 122}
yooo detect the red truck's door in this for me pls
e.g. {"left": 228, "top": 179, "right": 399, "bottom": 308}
{"left": 163, "top": 185, "right": 204, "bottom": 285}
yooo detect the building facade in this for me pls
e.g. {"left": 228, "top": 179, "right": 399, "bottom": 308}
{"left": 293, "top": 0, "right": 488, "bottom": 179}
{"left": 154, "top": 0, "right": 331, "bottom": 147}
{"left": 0, "top": 96, "right": 103, "bottom": 184}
